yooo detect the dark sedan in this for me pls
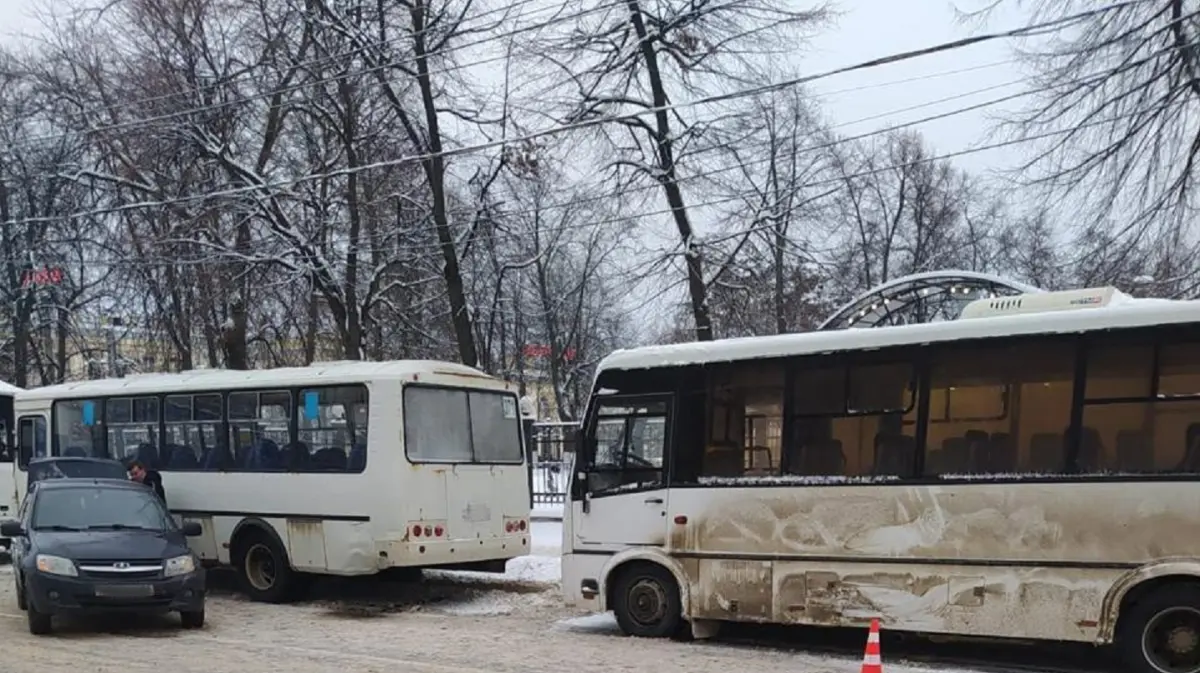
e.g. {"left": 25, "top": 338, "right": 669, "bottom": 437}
{"left": 0, "top": 456, "right": 131, "bottom": 551}
{"left": 1, "top": 478, "right": 206, "bottom": 635}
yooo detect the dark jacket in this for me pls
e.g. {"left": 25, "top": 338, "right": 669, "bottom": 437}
{"left": 140, "top": 469, "right": 165, "bottom": 501}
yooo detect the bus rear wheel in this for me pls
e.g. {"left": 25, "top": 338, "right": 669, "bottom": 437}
{"left": 611, "top": 562, "right": 682, "bottom": 639}
{"left": 1120, "top": 584, "right": 1200, "bottom": 673}
{"left": 234, "top": 531, "right": 299, "bottom": 603}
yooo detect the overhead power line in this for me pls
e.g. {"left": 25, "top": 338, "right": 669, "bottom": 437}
{"left": 1, "top": 0, "right": 1152, "bottom": 230}
{"left": 14, "top": 97, "right": 1182, "bottom": 269}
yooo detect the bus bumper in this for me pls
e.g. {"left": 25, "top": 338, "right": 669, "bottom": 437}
{"left": 562, "top": 552, "right": 609, "bottom": 610}
{"left": 377, "top": 534, "right": 530, "bottom": 567}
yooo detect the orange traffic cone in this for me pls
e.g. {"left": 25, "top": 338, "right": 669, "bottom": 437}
{"left": 860, "top": 618, "right": 883, "bottom": 673}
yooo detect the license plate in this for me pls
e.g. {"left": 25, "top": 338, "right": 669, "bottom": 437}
{"left": 94, "top": 584, "right": 155, "bottom": 598}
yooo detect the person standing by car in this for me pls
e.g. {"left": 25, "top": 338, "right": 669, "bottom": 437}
{"left": 128, "top": 460, "right": 165, "bottom": 501}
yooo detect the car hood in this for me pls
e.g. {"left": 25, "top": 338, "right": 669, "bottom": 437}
{"left": 32, "top": 530, "right": 188, "bottom": 561}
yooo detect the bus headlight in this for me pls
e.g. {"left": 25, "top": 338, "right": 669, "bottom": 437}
{"left": 35, "top": 554, "right": 78, "bottom": 577}
{"left": 163, "top": 554, "right": 196, "bottom": 577}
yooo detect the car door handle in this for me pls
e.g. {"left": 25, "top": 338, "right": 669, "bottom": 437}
{"left": 644, "top": 497, "right": 663, "bottom": 504}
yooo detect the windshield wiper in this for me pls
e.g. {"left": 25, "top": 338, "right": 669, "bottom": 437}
{"left": 85, "top": 524, "right": 153, "bottom": 531}
{"left": 32, "top": 525, "right": 84, "bottom": 532}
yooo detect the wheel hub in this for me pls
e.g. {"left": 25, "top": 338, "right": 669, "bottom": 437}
{"left": 245, "top": 543, "right": 277, "bottom": 592}
{"left": 628, "top": 578, "right": 667, "bottom": 626}
{"left": 1143, "top": 606, "right": 1200, "bottom": 673}
{"left": 1169, "top": 626, "right": 1199, "bottom": 655}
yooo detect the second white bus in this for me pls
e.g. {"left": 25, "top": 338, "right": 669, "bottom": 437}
{"left": 563, "top": 286, "right": 1200, "bottom": 673}
{"left": 12, "top": 359, "right": 531, "bottom": 601}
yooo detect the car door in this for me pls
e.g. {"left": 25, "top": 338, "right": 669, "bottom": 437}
{"left": 10, "top": 485, "right": 33, "bottom": 586}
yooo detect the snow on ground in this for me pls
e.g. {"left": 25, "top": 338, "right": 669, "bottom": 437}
{"left": 423, "top": 519, "right": 564, "bottom": 615}
{"left": 529, "top": 519, "right": 562, "bottom": 555}
{"left": 556, "top": 612, "right": 621, "bottom": 634}
{"left": 532, "top": 503, "right": 564, "bottom": 520}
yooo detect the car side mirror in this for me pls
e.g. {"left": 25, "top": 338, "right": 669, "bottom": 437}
{"left": 0, "top": 520, "right": 26, "bottom": 538}
{"left": 181, "top": 521, "right": 202, "bottom": 537}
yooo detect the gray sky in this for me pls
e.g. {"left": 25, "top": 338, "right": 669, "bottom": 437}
{"left": 803, "top": 0, "right": 1027, "bottom": 177}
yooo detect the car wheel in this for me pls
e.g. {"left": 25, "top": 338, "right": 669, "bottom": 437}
{"left": 180, "top": 608, "right": 205, "bottom": 629}
{"left": 234, "top": 532, "right": 298, "bottom": 603}
{"left": 1119, "top": 583, "right": 1200, "bottom": 673}
{"left": 26, "top": 603, "right": 51, "bottom": 635}
{"left": 611, "top": 562, "right": 683, "bottom": 639}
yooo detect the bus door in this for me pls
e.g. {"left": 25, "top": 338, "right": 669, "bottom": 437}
{"left": 570, "top": 394, "right": 672, "bottom": 551}
{"left": 13, "top": 414, "right": 49, "bottom": 506}
{"left": 0, "top": 395, "right": 13, "bottom": 520}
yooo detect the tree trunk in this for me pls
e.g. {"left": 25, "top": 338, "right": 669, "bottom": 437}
{"left": 411, "top": 0, "right": 479, "bottom": 365}
{"left": 625, "top": 0, "right": 713, "bottom": 341}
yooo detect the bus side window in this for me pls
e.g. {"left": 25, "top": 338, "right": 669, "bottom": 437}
{"left": 17, "top": 416, "right": 47, "bottom": 469}
{"left": 0, "top": 420, "right": 8, "bottom": 462}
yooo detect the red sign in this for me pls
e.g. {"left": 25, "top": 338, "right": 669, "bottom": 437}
{"left": 522, "top": 344, "right": 576, "bottom": 361}
{"left": 21, "top": 267, "right": 63, "bottom": 287}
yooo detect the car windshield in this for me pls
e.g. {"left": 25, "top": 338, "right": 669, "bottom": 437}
{"left": 31, "top": 487, "right": 173, "bottom": 532}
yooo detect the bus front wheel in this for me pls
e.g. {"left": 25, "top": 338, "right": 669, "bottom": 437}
{"left": 1120, "top": 583, "right": 1200, "bottom": 673}
{"left": 233, "top": 530, "right": 300, "bottom": 603}
{"left": 611, "top": 562, "right": 682, "bottom": 639}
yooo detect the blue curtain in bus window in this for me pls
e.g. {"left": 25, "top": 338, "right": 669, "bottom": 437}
{"left": 81, "top": 402, "right": 95, "bottom": 426}
{"left": 303, "top": 391, "right": 319, "bottom": 420}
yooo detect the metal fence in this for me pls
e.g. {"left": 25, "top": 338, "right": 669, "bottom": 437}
{"left": 526, "top": 421, "right": 576, "bottom": 504}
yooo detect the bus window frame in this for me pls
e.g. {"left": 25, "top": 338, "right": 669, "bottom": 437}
{"left": 47, "top": 383, "right": 372, "bottom": 473}
{"left": 401, "top": 382, "right": 525, "bottom": 466}
{"left": 575, "top": 392, "right": 673, "bottom": 501}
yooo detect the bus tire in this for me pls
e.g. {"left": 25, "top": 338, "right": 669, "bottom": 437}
{"left": 1118, "top": 582, "right": 1200, "bottom": 673}
{"left": 233, "top": 529, "right": 298, "bottom": 603}
{"left": 611, "top": 562, "right": 682, "bottom": 639}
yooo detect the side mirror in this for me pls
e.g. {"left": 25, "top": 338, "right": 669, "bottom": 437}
{"left": 181, "top": 521, "right": 203, "bottom": 537}
{"left": 0, "top": 520, "right": 25, "bottom": 538}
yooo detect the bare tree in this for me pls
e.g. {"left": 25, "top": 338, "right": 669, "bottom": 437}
{"left": 703, "top": 88, "right": 836, "bottom": 335}
{"left": 826, "top": 130, "right": 978, "bottom": 303}
{"left": 535, "top": 0, "right": 829, "bottom": 341}
{"left": 967, "top": 0, "right": 1200, "bottom": 257}
{"left": 501, "top": 156, "right": 633, "bottom": 419}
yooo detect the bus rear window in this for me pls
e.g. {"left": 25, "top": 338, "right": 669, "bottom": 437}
{"left": 403, "top": 387, "right": 523, "bottom": 464}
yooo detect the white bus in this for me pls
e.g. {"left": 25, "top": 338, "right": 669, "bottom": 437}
{"left": 0, "top": 380, "right": 22, "bottom": 536}
{"left": 12, "top": 360, "right": 532, "bottom": 601}
{"left": 562, "top": 286, "right": 1200, "bottom": 673}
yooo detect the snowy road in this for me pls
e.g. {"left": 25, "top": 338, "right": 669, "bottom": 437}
{"left": 0, "top": 569, "right": 957, "bottom": 673}
{"left": 0, "top": 521, "right": 1105, "bottom": 673}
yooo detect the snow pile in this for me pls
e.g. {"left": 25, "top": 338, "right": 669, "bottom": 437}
{"left": 555, "top": 612, "right": 620, "bottom": 634}
{"left": 504, "top": 555, "right": 561, "bottom": 584}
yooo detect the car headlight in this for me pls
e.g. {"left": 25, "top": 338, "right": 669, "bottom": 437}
{"left": 35, "top": 554, "right": 77, "bottom": 577}
{"left": 163, "top": 554, "right": 195, "bottom": 577}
